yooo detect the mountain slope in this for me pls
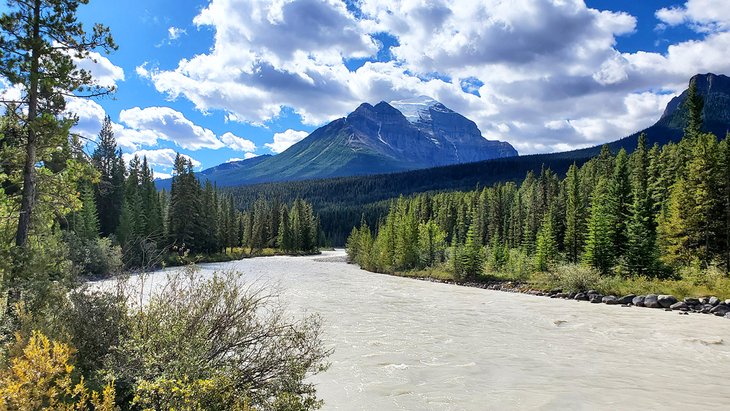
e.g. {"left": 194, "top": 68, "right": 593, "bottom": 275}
{"left": 167, "top": 98, "right": 517, "bottom": 187}
{"left": 225, "top": 73, "right": 730, "bottom": 244}
{"left": 555, "top": 73, "right": 730, "bottom": 159}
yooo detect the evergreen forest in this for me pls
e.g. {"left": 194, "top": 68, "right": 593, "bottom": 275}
{"left": 347, "top": 84, "right": 730, "bottom": 292}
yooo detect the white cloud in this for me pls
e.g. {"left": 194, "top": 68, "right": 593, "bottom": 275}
{"left": 119, "top": 106, "right": 224, "bottom": 150}
{"left": 168, "top": 26, "right": 187, "bottom": 40}
{"left": 122, "top": 148, "right": 201, "bottom": 169}
{"left": 220, "top": 132, "right": 256, "bottom": 152}
{"left": 136, "top": 0, "right": 730, "bottom": 154}
{"left": 66, "top": 98, "right": 107, "bottom": 140}
{"left": 244, "top": 152, "right": 259, "bottom": 159}
{"left": 227, "top": 157, "right": 243, "bottom": 162}
{"left": 74, "top": 51, "right": 125, "bottom": 88}
{"left": 265, "top": 129, "right": 308, "bottom": 153}
{"left": 656, "top": 0, "right": 730, "bottom": 33}
{"left": 113, "top": 124, "right": 159, "bottom": 151}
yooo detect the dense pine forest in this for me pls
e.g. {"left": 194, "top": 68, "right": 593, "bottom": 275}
{"left": 347, "top": 84, "right": 730, "bottom": 296}
{"left": 55, "top": 117, "right": 323, "bottom": 274}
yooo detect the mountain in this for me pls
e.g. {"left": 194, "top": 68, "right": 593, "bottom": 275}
{"left": 159, "top": 98, "right": 517, "bottom": 188}
{"left": 225, "top": 74, "right": 730, "bottom": 244}
{"left": 556, "top": 73, "right": 730, "bottom": 159}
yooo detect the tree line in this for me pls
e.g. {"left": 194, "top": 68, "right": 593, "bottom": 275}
{"left": 348, "top": 83, "right": 730, "bottom": 280}
{"left": 73, "top": 117, "right": 322, "bottom": 271}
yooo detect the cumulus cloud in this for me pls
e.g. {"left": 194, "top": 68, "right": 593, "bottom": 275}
{"left": 119, "top": 106, "right": 224, "bottom": 150}
{"left": 265, "top": 129, "right": 309, "bottom": 153}
{"left": 227, "top": 157, "right": 243, "bottom": 162}
{"left": 656, "top": 0, "right": 730, "bottom": 33}
{"left": 73, "top": 51, "right": 125, "bottom": 88}
{"left": 122, "top": 148, "right": 201, "bottom": 169}
{"left": 220, "top": 132, "right": 256, "bottom": 152}
{"left": 66, "top": 98, "right": 107, "bottom": 140}
{"left": 136, "top": 0, "right": 730, "bottom": 154}
{"left": 244, "top": 152, "right": 259, "bottom": 159}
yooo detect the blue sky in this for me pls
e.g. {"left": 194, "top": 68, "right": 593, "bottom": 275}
{"left": 19, "top": 0, "right": 730, "bottom": 178}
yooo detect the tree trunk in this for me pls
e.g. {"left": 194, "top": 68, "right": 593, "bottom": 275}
{"left": 15, "top": 0, "right": 41, "bottom": 249}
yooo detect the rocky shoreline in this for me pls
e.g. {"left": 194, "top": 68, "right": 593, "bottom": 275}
{"left": 401, "top": 275, "right": 730, "bottom": 319}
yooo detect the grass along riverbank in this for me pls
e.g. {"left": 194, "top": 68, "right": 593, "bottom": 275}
{"left": 381, "top": 262, "right": 730, "bottom": 303}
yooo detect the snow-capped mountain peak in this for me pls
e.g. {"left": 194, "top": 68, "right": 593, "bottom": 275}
{"left": 389, "top": 96, "right": 445, "bottom": 124}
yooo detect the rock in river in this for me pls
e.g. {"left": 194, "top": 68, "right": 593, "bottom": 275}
{"left": 602, "top": 296, "right": 619, "bottom": 305}
{"left": 644, "top": 294, "right": 661, "bottom": 308}
{"left": 632, "top": 295, "right": 646, "bottom": 307}
{"left": 710, "top": 304, "right": 730, "bottom": 316}
{"left": 589, "top": 294, "right": 604, "bottom": 303}
{"left": 658, "top": 295, "right": 678, "bottom": 308}
{"left": 670, "top": 301, "right": 688, "bottom": 310}
{"left": 618, "top": 294, "right": 636, "bottom": 305}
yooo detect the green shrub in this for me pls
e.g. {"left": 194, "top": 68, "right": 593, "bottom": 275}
{"left": 554, "top": 264, "right": 603, "bottom": 293}
{"left": 64, "top": 232, "right": 123, "bottom": 277}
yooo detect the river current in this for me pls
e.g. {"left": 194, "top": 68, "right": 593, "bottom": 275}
{"left": 147, "top": 250, "right": 730, "bottom": 410}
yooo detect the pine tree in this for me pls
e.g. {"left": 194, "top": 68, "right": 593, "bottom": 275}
{"left": 92, "top": 117, "right": 125, "bottom": 236}
{"left": 564, "top": 164, "right": 584, "bottom": 263}
{"left": 625, "top": 134, "right": 659, "bottom": 276}
{"left": 535, "top": 207, "right": 558, "bottom": 272}
{"left": 718, "top": 136, "right": 730, "bottom": 271}
{"left": 680, "top": 132, "right": 719, "bottom": 266}
{"left": 418, "top": 220, "right": 447, "bottom": 268}
{"left": 1, "top": 0, "right": 116, "bottom": 250}
{"left": 583, "top": 179, "right": 615, "bottom": 273}
{"left": 73, "top": 183, "right": 100, "bottom": 241}
{"left": 453, "top": 225, "right": 484, "bottom": 280}
{"left": 658, "top": 178, "right": 692, "bottom": 267}
{"left": 278, "top": 205, "right": 292, "bottom": 252}
{"left": 608, "top": 149, "right": 632, "bottom": 259}
{"left": 684, "top": 77, "right": 704, "bottom": 139}
{"left": 140, "top": 157, "right": 163, "bottom": 244}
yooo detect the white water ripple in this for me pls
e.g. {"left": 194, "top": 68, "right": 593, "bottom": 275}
{"left": 143, "top": 250, "right": 730, "bottom": 410}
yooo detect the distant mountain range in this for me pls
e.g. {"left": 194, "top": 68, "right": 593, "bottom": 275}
{"left": 158, "top": 97, "right": 517, "bottom": 188}
{"left": 159, "top": 73, "right": 730, "bottom": 191}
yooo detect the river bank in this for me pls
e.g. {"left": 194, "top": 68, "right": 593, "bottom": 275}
{"left": 352, "top": 260, "right": 730, "bottom": 320}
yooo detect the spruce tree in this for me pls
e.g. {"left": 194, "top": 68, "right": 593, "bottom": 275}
{"left": 92, "top": 116, "right": 125, "bottom": 236}
{"left": 564, "top": 163, "right": 584, "bottom": 263}
{"left": 625, "top": 134, "right": 659, "bottom": 276}
{"left": 535, "top": 207, "right": 558, "bottom": 272}
{"left": 583, "top": 179, "right": 615, "bottom": 273}
{"left": 73, "top": 183, "right": 100, "bottom": 241}
{"left": 608, "top": 149, "right": 632, "bottom": 259}
{"left": 684, "top": 78, "right": 704, "bottom": 139}
{"left": 278, "top": 205, "right": 292, "bottom": 252}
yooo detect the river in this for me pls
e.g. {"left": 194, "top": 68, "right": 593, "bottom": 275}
{"left": 147, "top": 250, "right": 730, "bottom": 410}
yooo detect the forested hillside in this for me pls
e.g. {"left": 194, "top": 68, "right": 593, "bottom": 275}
{"left": 226, "top": 74, "right": 730, "bottom": 245}
{"left": 348, "top": 83, "right": 730, "bottom": 284}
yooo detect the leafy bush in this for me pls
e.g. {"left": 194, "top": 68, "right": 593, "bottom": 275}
{"left": 105, "top": 268, "right": 330, "bottom": 410}
{"left": 0, "top": 330, "right": 116, "bottom": 410}
{"left": 64, "top": 232, "right": 123, "bottom": 277}
{"left": 554, "top": 264, "right": 603, "bottom": 293}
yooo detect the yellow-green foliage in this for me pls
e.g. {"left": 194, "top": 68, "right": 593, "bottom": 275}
{"left": 527, "top": 263, "right": 730, "bottom": 299}
{"left": 0, "top": 331, "right": 116, "bottom": 411}
{"left": 132, "top": 377, "right": 254, "bottom": 411}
